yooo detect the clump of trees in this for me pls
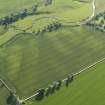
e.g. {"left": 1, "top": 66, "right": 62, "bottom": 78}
{"left": 45, "top": 80, "right": 62, "bottom": 97}
{"left": 34, "top": 73, "right": 74, "bottom": 102}
{"left": 44, "top": 0, "right": 53, "bottom": 6}
{"left": 34, "top": 22, "right": 62, "bottom": 36}
{"left": 0, "top": 5, "right": 38, "bottom": 27}
{"left": 86, "top": 11, "right": 105, "bottom": 32}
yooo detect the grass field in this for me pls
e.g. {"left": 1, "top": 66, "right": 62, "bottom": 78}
{"left": 0, "top": 26, "right": 105, "bottom": 98}
{"left": 0, "top": 0, "right": 105, "bottom": 105}
{"left": 28, "top": 59, "right": 105, "bottom": 105}
{"left": 0, "top": 0, "right": 92, "bottom": 46}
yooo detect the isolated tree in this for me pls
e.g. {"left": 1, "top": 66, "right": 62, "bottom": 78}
{"left": 100, "top": 19, "right": 104, "bottom": 25}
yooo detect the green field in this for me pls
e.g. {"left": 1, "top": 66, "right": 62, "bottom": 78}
{"left": 0, "top": 0, "right": 105, "bottom": 105}
{"left": 29, "top": 59, "right": 105, "bottom": 105}
{"left": 1, "top": 26, "right": 105, "bottom": 98}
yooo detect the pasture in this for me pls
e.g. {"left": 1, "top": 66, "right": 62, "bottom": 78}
{"left": 29, "top": 59, "right": 105, "bottom": 105}
{"left": 0, "top": 26, "right": 105, "bottom": 98}
{"left": 0, "top": 0, "right": 105, "bottom": 105}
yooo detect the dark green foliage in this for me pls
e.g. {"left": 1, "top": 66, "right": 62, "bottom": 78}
{"left": 6, "top": 92, "right": 17, "bottom": 105}
{"left": 0, "top": 5, "right": 38, "bottom": 26}
{"left": 65, "top": 74, "right": 74, "bottom": 87}
{"left": 50, "top": 84, "right": 56, "bottom": 94}
{"left": 35, "top": 89, "right": 45, "bottom": 101}
{"left": 44, "top": 0, "right": 53, "bottom": 6}
{"left": 56, "top": 80, "right": 62, "bottom": 90}
{"left": 87, "top": 11, "right": 105, "bottom": 32}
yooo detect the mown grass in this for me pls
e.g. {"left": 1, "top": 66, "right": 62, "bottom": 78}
{"left": 0, "top": 26, "right": 105, "bottom": 98}
{"left": 29, "top": 59, "right": 105, "bottom": 105}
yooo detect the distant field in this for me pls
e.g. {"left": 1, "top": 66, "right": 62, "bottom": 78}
{"left": 0, "top": 0, "right": 38, "bottom": 18}
{"left": 29, "top": 59, "right": 105, "bottom": 105}
{"left": 96, "top": 0, "right": 105, "bottom": 13}
{"left": 0, "top": 88, "right": 9, "bottom": 105}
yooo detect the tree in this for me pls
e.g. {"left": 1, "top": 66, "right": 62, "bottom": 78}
{"left": 44, "top": 0, "right": 53, "bottom": 6}
{"left": 6, "top": 91, "right": 17, "bottom": 105}
{"left": 45, "top": 86, "right": 51, "bottom": 96}
{"left": 65, "top": 76, "right": 70, "bottom": 87}
{"left": 20, "top": 9, "right": 28, "bottom": 19}
{"left": 65, "top": 74, "right": 74, "bottom": 87}
{"left": 32, "top": 5, "right": 38, "bottom": 14}
{"left": 50, "top": 84, "right": 56, "bottom": 94}
{"left": 56, "top": 80, "right": 62, "bottom": 90}
{"left": 35, "top": 88, "right": 45, "bottom": 101}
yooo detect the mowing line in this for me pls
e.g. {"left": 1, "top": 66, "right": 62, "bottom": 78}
{"left": 20, "top": 56, "right": 105, "bottom": 103}
{"left": 0, "top": 0, "right": 98, "bottom": 103}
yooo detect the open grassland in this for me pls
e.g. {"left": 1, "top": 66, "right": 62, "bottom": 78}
{"left": 0, "top": 0, "right": 38, "bottom": 18}
{"left": 29, "top": 59, "right": 105, "bottom": 105}
{"left": 38, "top": 0, "right": 92, "bottom": 22}
{"left": 0, "top": 26, "right": 105, "bottom": 98}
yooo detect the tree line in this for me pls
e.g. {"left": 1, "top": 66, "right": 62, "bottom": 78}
{"left": 1, "top": 73, "right": 74, "bottom": 105}
{"left": 86, "top": 11, "right": 105, "bottom": 32}
{"left": 34, "top": 73, "right": 74, "bottom": 102}
{"left": 34, "top": 22, "right": 62, "bottom": 35}
{"left": 0, "top": 5, "right": 38, "bottom": 28}
{"left": 0, "top": 0, "right": 54, "bottom": 28}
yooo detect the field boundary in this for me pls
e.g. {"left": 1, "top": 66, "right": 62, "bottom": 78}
{"left": 1, "top": 55, "right": 105, "bottom": 104}
{"left": 19, "top": 56, "right": 105, "bottom": 103}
